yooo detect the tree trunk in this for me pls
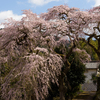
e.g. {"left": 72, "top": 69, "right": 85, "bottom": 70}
{"left": 59, "top": 60, "right": 71, "bottom": 100}
{"left": 58, "top": 44, "right": 74, "bottom": 100}
{"left": 97, "top": 38, "right": 100, "bottom": 60}
{"left": 98, "top": 53, "right": 100, "bottom": 60}
{"left": 59, "top": 75, "right": 65, "bottom": 100}
{"left": 97, "top": 77, "right": 100, "bottom": 91}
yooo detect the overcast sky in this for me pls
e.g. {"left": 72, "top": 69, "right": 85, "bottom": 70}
{"left": 0, "top": 0, "right": 100, "bottom": 27}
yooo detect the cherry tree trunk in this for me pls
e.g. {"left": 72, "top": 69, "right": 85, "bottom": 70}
{"left": 98, "top": 55, "right": 100, "bottom": 61}
{"left": 97, "top": 39, "right": 100, "bottom": 60}
{"left": 97, "top": 77, "right": 100, "bottom": 91}
{"left": 59, "top": 75, "right": 65, "bottom": 100}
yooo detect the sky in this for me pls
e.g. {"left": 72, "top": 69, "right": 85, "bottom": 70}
{"left": 0, "top": 0, "right": 100, "bottom": 28}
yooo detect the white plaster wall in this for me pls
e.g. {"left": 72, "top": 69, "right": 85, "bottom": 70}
{"left": 84, "top": 62, "right": 100, "bottom": 69}
{"left": 84, "top": 69, "right": 97, "bottom": 83}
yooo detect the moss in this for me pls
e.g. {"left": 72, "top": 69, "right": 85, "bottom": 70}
{"left": 10, "top": 76, "right": 20, "bottom": 87}
{"left": 53, "top": 97, "right": 60, "bottom": 100}
{"left": 1, "top": 62, "right": 11, "bottom": 77}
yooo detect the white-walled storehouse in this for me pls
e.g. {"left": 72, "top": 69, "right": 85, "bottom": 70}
{"left": 84, "top": 61, "right": 100, "bottom": 83}
{"left": 82, "top": 61, "right": 100, "bottom": 91}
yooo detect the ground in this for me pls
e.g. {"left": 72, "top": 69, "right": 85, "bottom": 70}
{"left": 72, "top": 91, "right": 96, "bottom": 100}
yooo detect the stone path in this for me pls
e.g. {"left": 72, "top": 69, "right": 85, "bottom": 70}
{"left": 72, "top": 91, "right": 96, "bottom": 100}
